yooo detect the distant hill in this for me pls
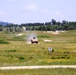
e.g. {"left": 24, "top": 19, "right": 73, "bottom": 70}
{"left": 0, "top": 21, "right": 11, "bottom": 26}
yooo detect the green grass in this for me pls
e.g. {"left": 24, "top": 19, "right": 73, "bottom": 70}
{"left": 0, "top": 68, "right": 76, "bottom": 75}
{"left": 0, "top": 39, "right": 9, "bottom": 44}
{"left": 0, "top": 30, "right": 76, "bottom": 66}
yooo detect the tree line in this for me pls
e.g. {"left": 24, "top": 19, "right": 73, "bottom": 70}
{"left": 0, "top": 19, "right": 76, "bottom": 32}
{"left": 20, "top": 19, "right": 76, "bottom": 31}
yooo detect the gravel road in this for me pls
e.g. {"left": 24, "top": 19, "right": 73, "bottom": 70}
{"left": 0, "top": 65, "right": 76, "bottom": 70}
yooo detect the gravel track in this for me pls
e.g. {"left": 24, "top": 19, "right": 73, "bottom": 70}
{"left": 0, "top": 65, "right": 76, "bottom": 70}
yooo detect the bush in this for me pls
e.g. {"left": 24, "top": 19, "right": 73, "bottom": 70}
{"left": 18, "top": 56, "right": 25, "bottom": 60}
{"left": 0, "top": 40, "right": 9, "bottom": 44}
{"left": 5, "top": 50, "right": 16, "bottom": 52}
{"left": 51, "top": 56, "right": 70, "bottom": 59}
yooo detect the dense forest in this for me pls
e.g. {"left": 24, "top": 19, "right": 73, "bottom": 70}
{"left": 0, "top": 19, "right": 76, "bottom": 32}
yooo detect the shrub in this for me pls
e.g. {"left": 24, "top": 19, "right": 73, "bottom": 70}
{"left": 18, "top": 56, "right": 25, "bottom": 60}
{"left": 51, "top": 56, "right": 70, "bottom": 59}
{"left": 6, "top": 50, "right": 16, "bottom": 52}
{"left": 0, "top": 40, "right": 9, "bottom": 44}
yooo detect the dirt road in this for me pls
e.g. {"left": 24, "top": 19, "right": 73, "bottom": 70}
{"left": 0, "top": 65, "right": 76, "bottom": 70}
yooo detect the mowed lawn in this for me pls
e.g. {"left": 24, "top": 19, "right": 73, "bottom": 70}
{"left": 0, "top": 30, "right": 76, "bottom": 66}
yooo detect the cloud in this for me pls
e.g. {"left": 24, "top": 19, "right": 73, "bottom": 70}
{"left": 0, "top": 10, "right": 6, "bottom": 16}
{"left": 6, "top": 0, "right": 20, "bottom": 2}
{"left": 7, "top": 0, "right": 15, "bottom": 2}
{"left": 53, "top": 11, "right": 63, "bottom": 17}
{"left": 41, "top": 10, "right": 49, "bottom": 14}
{"left": 25, "top": 3, "right": 37, "bottom": 11}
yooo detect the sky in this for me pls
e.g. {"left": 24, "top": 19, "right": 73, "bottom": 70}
{"left": 0, "top": 0, "right": 76, "bottom": 24}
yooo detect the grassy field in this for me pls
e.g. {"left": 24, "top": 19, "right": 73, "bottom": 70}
{"left": 0, "top": 30, "right": 76, "bottom": 66}
{"left": 0, "top": 68, "right": 76, "bottom": 75}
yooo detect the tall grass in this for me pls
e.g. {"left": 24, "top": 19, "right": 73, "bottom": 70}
{"left": 0, "top": 30, "right": 76, "bottom": 66}
{"left": 0, "top": 68, "right": 76, "bottom": 75}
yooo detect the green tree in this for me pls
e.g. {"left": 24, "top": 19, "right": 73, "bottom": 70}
{"left": 51, "top": 19, "right": 57, "bottom": 25}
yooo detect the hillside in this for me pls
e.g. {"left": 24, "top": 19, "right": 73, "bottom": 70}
{"left": 0, "top": 21, "right": 12, "bottom": 26}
